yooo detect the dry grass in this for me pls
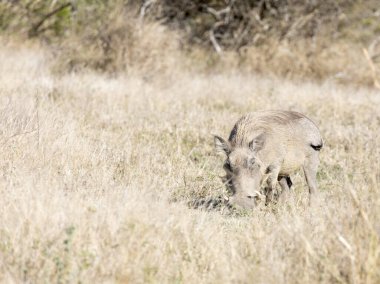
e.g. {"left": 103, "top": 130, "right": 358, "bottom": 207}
{"left": 0, "top": 41, "right": 380, "bottom": 284}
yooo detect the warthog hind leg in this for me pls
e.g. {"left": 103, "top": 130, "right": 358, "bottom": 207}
{"left": 278, "top": 176, "right": 292, "bottom": 191}
{"left": 277, "top": 176, "right": 293, "bottom": 202}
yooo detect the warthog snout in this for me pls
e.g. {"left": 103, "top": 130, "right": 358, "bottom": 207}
{"left": 215, "top": 137, "right": 266, "bottom": 208}
{"left": 226, "top": 189, "right": 264, "bottom": 209}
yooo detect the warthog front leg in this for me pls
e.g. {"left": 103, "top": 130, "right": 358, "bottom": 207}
{"left": 265, "top": 167, "right": 280, "bottom": 205}
{"left": 303, "top": 153, "right": 319, "bottom": 204}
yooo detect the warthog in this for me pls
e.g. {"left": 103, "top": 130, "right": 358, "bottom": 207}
{"left": 214, "top": 110, "right": 323, "bottom": 208}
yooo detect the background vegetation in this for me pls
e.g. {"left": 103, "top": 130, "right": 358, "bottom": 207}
{"left": 0, "top": 1, "right": 379, "bottom": 283}
{"left": 1, "top": 0, "right": 380, "bottom": 85}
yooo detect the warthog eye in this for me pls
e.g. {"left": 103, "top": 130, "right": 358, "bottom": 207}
{"left": 248, "top": 157, "right": 256, "bottom": 167}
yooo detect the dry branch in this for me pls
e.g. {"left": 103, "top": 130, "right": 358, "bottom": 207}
{"left": 28, "top": 2, "right": 73, "bottom": 37}
{"left": 363, "top": 48, "right": 380, "bottom": 89}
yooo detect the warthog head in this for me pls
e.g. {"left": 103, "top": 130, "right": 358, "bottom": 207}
{"left": 214, "top": 134, "right": 266, "bottom": 209}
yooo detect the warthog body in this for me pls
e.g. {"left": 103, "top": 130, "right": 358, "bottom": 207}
{"left": 214, "top": 110, "right": 323, "bottom": 208}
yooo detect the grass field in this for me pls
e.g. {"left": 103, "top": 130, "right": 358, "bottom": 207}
{"left": 0, "top": 43, "right": 379, "bottom": 283}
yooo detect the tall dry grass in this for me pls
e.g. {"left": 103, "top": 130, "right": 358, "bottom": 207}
{"left": 0, "top": 39, "right": 379, "bottom": 283}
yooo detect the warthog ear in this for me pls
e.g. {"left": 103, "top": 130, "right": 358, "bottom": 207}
{"left": 249, "top": 133, "right": 266, "bottom": 152}
{"left": 214, "top": 135, "right": 230, "bottom": 155}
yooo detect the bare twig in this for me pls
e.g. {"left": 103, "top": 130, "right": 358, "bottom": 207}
{"left": 205, "top": 6, "right": 231, "bottom": 21}
{"left": 210, "top": 30, "right": 222, "bottom": 54}
{"left": 210, "top": 22, "right": 225, "bottom": 54}
{"left": 139, "top": 0, "right": 155, "bottom": 21}
{"left": 29, "top": 2, "right": 73, "bottom": 37}
{"left": 284, "top": 12, "right": 315, "bottom": 39}
{"left": 363, "top": 48, "right": 380, "bottom": 89}
{"left": 258, "top": 0, "right": 266, "bottom": 20}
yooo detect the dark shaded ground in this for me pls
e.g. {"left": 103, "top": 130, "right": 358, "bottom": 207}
{"left": 188, "top": 195, "right": 233, "bottom": 212}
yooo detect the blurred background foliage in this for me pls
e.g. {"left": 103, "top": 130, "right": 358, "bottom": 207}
{"left": 1, "top": 0, "right": 380, "bottom": 86}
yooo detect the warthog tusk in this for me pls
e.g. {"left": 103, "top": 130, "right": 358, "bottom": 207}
{"left": 254, "top": 191, "right": 264, "bottom": 199}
